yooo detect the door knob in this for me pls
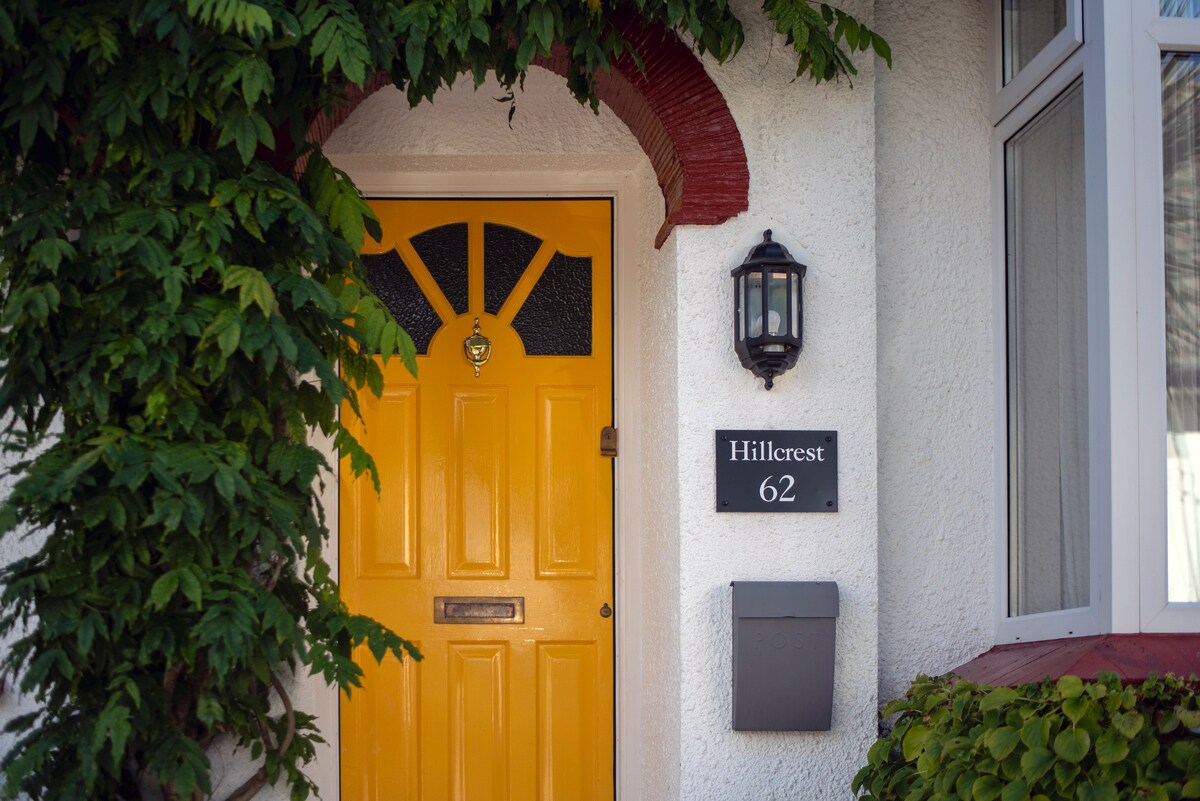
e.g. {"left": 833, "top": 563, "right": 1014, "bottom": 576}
{"left": 600, "top": 603, "right": 612, "bottom": 618}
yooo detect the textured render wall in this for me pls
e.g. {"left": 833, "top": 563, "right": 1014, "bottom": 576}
{"left": 0, "top": 449, "right": 43, "bottom": 784}
{"left": 668, "top": 0, "right": 881, "bottom": 796}
{"left": 874, "top": 0, "right": 995, "bottom": 705}
{"left": 638, "top": 221, "right": 682, "bottom": 801}
{"left": 324, "top": 68, "right": 642, "bottom": 156}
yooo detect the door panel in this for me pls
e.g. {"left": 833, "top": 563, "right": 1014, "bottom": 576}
{"left": 449, "top": 389, "right": 509, "bottom": 578}
{"left": 355, "top": 388, "right": 419, "bottom": 579}
{"left": 340, "top": 199, "right": 614, "bottom": 801}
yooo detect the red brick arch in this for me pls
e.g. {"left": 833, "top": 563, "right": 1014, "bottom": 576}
{"left": 304, "top": 16, "right": 749, "bottom": 248}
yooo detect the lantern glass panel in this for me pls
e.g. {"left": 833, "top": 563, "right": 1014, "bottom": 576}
{"left": 747, "top": 272, "right": 764, "bottom": 337}
{"left": 766, "top": 271, "right": 790, "bottom": 337}
{"left": 791, "top": 273, "right": 800, "bottom": 337}
{"left": 738, "top": 274, "right": 746, "bottom": 341}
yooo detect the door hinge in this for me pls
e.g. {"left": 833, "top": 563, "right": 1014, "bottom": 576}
{"left": 600, "top": 426, "right": 618, "bottom": 458}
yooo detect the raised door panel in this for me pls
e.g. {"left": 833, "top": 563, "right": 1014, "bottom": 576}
{"left": 537, "top": 642, "right": 601, "bottom": 801}
{"left": 353, "top": 388, "right": 419, "bottom": 579}
{"left": 535, "top": 387, "right": 598, "bottom": 579}
{"left": 448, "top": 389, "right": 509, "bottom": 578}
{"left": 341, "top": 643, "right": 421, "bottom": 801}
{"left": 448, "top": 643, "right": 510, "bottom": 801}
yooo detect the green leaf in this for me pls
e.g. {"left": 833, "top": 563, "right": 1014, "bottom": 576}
{"left": 1020, "top": 747, "right": 1055, "bottom": 783}
{"left": 223, "top": 265, "right": 277, "bottom": 315}
{"left": 1062, "top": 695, "right": 1090, "bottom": 723}
{"left": 1094, "top": 730, "right": 1129, "bottom": 765}
{"left": 980, "top": 687, "right": 1021, "bottom": 712}
{"left": 867, "top": 737, "right": 893, "bottom": 767}
{"left": 97, "top": 703, "right": 133, "bottom": 765}
{"left": 1078, "top": 780, "right": 1118, "bottom": 801}
{"left": 1182, "top": 778, "right": 1200, "bottom": 799}
{"left": 217, "top": 110, "right": 275, "bottom": 164}
{"left": 178, "top": 568, "right": 203, "bottom": 606}
{"left": 986, "top": 726, "right": 1021, "bottom": 761}
{"left": 1053, "top": 727, "right": 1091, "bottom": 764}
{"left": 902, "top": 724, "right": 932, "bottom": 761}
{"left": 973, "top": 774, "right": 1004, "bottom": 801}
{"left": 1021, "top": 717, "right": 1051, "bottom": 749}
{"left": 1057, "top": 675, "right": 1084, "bottom": 699}
{"left": 28, "top": 238, "right": 74, "bottom": 273}
{"left": 1053, "top": 760, "right": 1080, "bottom": 789}
{"left": 1111, "top": 710, "right": 1144, "bottom": 739}
{"left": 1001, "top": 778, "right": 1029, "bottom": 801}
{"left": 150, "top": 571, "right": 181, "bottom": 610}
{"left": 529, "top": 2, "right": 554, "bottom": 51}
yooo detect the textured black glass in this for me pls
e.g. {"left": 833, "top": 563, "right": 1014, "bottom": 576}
{"left": 484, "top": 223, "right": 542, "bottom": 315}
{"left": 513, "top": 252, "right": 592, "bottom": 356}
{"left": 362, "top": 250, "right": 441, "bottom": 354}
{"left": 411, "top": 223, "right": 468, "bottom": 315}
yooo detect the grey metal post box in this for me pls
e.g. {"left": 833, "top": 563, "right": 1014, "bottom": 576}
{"left": 731, "top": 581, "right": 839, "bottom": 731}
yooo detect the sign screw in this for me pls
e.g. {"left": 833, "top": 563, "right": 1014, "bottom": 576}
{"left": 826, "top": 500, "right": 834, "bottom": 507}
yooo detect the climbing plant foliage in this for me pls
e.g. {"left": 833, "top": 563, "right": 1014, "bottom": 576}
{"left": 0, "top": 1, "right": 888, "bottom": 799}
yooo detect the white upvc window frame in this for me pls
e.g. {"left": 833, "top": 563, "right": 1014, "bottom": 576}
{"left": 994, "top": 0, "right": 1086, "bottom": 121}
{"left": 1132, "top": 5, "right": 1200, "bottom": 631}
{"left": 993, "top": 0, "right": 1120, "bottom": 645}
{"left": 993, "top": 0, "right": 1200, "bottom": 643}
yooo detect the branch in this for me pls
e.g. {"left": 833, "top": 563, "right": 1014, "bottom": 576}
{"left": 219, "top": 672, "right": 297, "bottom": 801}
{"left": 265, "top": 554, "right": 284, "bottom": 593}
{"left": 221, "top": 767, "right": 266, "bottom": 801}
{"left": 162, "top": 663, "right": 184, "bottom": 727}
{"left": 270, "top": 670, "right": 297, "bottom": 755}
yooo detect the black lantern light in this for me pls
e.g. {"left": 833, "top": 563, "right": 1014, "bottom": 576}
{"left": 732, "top": 230, "right": 807, "bottom": 390}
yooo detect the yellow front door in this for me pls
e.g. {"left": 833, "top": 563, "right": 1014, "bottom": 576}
{"left": 339, "top": 199, "right": 614, "bottom": 801}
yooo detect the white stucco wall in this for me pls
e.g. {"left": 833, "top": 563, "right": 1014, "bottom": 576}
{"left": 0, "top": 457, "right": 44, "bottom": 784}
{"left": 874, "top": 0, "right": 995, "bottom": 705}
{"left": 324, "top": 68, "right": 643, "bottom": 157}
{"left": 668, "top": 2, "right": 881, "bottom": 797}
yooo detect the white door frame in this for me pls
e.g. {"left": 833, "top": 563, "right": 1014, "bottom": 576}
{"left": 309, "top": 156, "right": 653, "bottom": 800}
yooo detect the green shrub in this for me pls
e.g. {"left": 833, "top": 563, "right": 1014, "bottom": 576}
{"left": 853, "top": 673, "right": 1200, "bottom": 801}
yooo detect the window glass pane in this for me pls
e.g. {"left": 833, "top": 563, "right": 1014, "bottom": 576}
{"left": 1162, "top": 0, "right": 1200, "bottom": 17}
{"left": 1163, "top": 54, "right": 1200, "bottom": 602}
{"left": 1006, "top": 81, "right": 1089, "bottom": 617}
{"left": 1003, "top": 0, "right": 1067, "bottom": 85}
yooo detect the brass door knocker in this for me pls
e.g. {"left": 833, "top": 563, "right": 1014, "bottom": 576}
{"left": 463, "top": 318, "right": 492, "bottom": 378}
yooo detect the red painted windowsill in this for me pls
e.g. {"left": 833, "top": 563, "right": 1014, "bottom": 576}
{"left": 948, "top": 634, "right": 1200, "bottom": 686}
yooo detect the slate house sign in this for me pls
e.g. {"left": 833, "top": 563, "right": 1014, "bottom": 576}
{"left": 716, "top": 430, "right": 838, "bottom": 512}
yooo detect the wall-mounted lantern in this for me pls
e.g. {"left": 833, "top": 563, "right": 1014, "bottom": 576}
{"left": 732, "top": 230, "right": 807, "bottom": 390}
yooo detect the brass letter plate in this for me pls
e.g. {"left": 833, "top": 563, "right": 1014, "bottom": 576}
{"left": 434, "top": 596, "right": 525, "bottom": 624}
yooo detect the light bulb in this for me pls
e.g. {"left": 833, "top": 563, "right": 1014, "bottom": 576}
{"left": 750, "top": 310, "right": 782, "bottom": 337}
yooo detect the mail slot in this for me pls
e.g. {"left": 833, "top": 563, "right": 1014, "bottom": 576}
{"left": 434, "top": 596, "right": 525, "bottom": 624}
{"left": 731, "top": 581, "right": 838, "bottom": 731}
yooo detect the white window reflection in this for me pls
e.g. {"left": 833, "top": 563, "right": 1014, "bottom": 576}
{"left": 1163, "top": 54, "right": 1200, "bottom": 602}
